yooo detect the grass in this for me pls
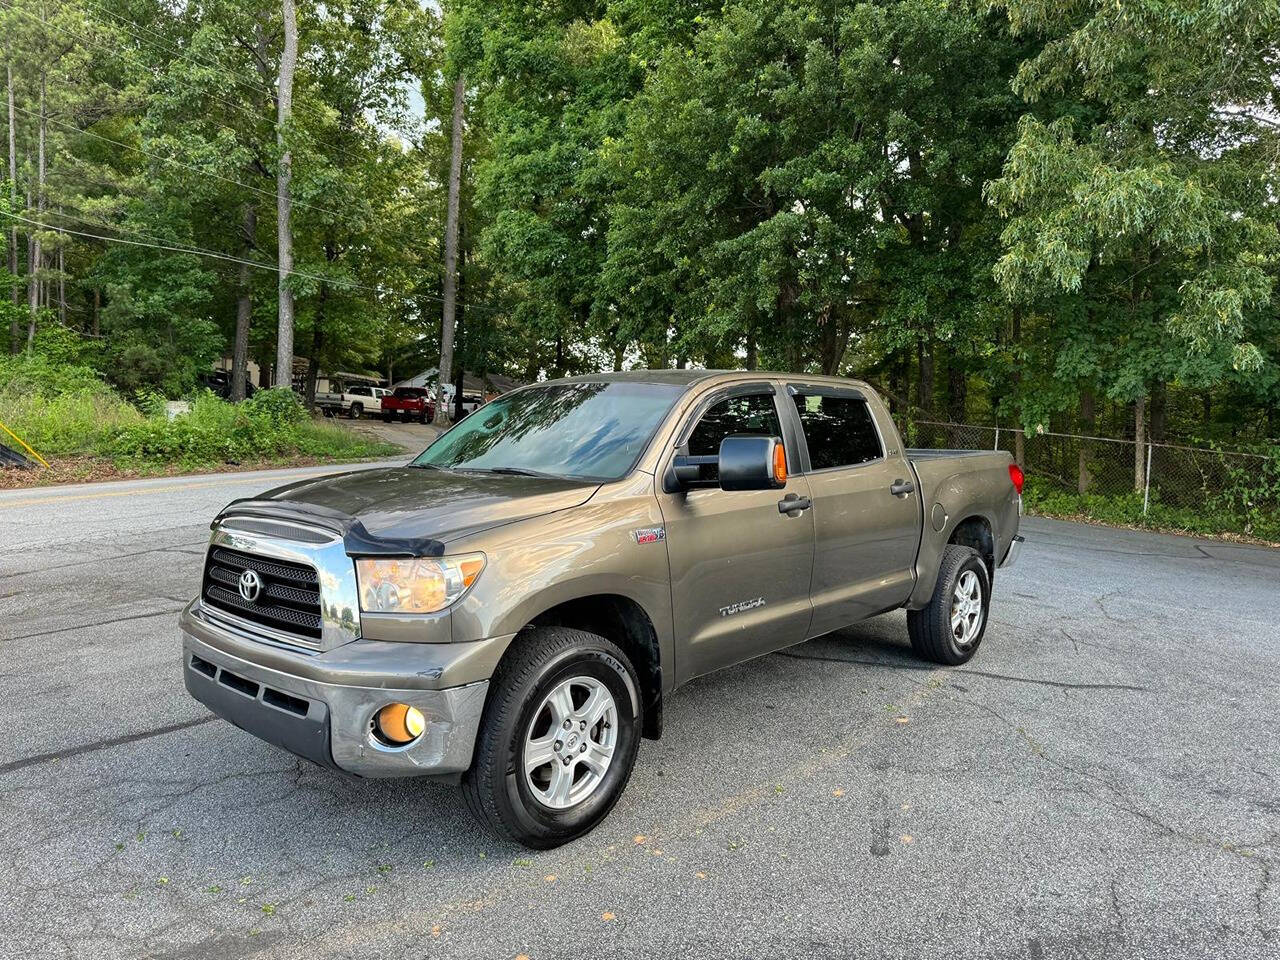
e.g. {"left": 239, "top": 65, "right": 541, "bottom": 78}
{"left": 0, "top": 365, "right": 400, "bottom": 486}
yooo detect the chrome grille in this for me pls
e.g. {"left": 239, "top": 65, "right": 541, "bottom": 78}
{"left": 201, "top": 546, "right": 322, "bottom": 640}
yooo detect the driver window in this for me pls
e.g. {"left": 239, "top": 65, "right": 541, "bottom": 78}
{"left": 686, "top": 393, "right": 782, "bottom": 484}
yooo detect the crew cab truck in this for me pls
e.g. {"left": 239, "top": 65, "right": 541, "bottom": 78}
{"left": 180, "top": 371, "right": 1024, "bottom": 847}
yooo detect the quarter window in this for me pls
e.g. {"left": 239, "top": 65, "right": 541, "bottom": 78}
{"left": 686, "top": 393, "right": 782, "bottom": 483}
{"left": 791, "top": 393, "right": 882, "bottom": 469}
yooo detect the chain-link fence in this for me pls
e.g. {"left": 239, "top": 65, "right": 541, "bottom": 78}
{"left": 902, "top": 419, "right": 1280, "bottom": 540}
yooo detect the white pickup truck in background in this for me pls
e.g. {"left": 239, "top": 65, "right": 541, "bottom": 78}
{"left": 315, "top": 384, "right": 388, "bottom": 419}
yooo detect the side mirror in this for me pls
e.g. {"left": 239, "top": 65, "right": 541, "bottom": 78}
{"left": 718, "top": 435, "right": 787, "bottom": 491}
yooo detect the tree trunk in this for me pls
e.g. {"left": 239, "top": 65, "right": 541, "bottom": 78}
{"left": 1149, "top": 380, "right": 1167, "bottom": 443}
{"left": 1077, "top": 387, "right": 1095, "bottom": 494}
{"left": 273, "top": 0, "right": 298, "bottom": 389}
{"left": 6, "top": 59, "right": 19, "bottom": 353}
{"left": 1133, "top": 395, "right": 1146, "bottom": 492}
{"left": 915, "top": 336, "right": 934, "bottom": 415}
{"left": 26, "top": 70, "right": 45, "bottom": 351}
{"left": 57, "top": 223, "right": 65, "bottom": 326}
{"left": 745, "top": 329, "right": 757, "bottom": 371}
{"left": 231, "top": 203, "right": 256, "bottom": 402}
{"left": 434, "top": 72, "right": 465, "bottom": 427}
{"left": 453, "top": 243, "right": 466, "bottom": 421}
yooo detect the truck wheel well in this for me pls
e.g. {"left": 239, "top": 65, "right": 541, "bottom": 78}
{"left": 524, "top": 595, "right": 663, "bottom": 740}
{"left": 949, "top": 516, "right": 995, "bottom": 578}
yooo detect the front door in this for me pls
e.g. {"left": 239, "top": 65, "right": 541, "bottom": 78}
{"left": 785, "top": 387, "right": 919, "bottom": 637}
{"left": 657, "top": 386, "right": 815, "bottom": 682}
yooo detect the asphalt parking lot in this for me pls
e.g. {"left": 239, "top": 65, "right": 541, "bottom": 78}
{"left": 1, "top": 462, "right": 1278, "bottom": 960}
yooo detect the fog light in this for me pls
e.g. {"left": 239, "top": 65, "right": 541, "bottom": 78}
{"left": 375, "top": 703, "right": 426, "bottom": 744}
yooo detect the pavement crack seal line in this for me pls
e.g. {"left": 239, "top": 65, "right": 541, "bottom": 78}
{"left": 257, "top": 666, "right": 949, "bottom": 957}
{"left": 0, "top": 606, "right": 186, "bottom": 643}
{"left": 0, "top": 716, "right": 216, "bottom": 776}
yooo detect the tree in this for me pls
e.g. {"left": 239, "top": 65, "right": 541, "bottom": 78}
{"left": 986, "top": 0, "right": 1280, "bottom": 480}
{"left": 434, "top": 71, "right": 464, "bottom": 426}
{"left": 274, "top": 0, "right": 298, "bottom": 387}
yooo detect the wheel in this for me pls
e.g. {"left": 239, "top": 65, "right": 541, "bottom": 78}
{"left": 906, "top": 544, "right": 990, "bottom": 665}
{"left": 349, "top": 402, "right": 363, "bottom": 419}
{"left": 382, "top": 411, "right": 392, "bottom": 422}
{"left": 462, "top": 626, "right": 642, "bottom": 849}
{"left": 419, "top": 411, "right": 428, "bottom": 424}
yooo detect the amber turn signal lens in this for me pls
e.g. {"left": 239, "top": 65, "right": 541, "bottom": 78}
{"left": 375, "top": 703, "right": 426, "bottom": 744}
{"left": 772, "top": 441, "right": 787, "bottom": 484}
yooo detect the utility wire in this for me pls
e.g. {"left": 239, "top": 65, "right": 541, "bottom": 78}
{"left": 12, "top": 103, "right": 351, "bottom": 221}
{"left": 8, "top": 208, "right": 374, "bottom": 291}
{"left": 5, "top": 209, "right": 497, "bottom": 312}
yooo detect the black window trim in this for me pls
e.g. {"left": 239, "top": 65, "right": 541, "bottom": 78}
{"left": 663, "top": 380, "right": 800, "bottom": 493}
{"left": 785, "top": 382, "right": 888, "bottom": 475}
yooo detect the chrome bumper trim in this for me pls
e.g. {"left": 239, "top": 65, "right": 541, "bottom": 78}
{"left": 1000, "top": 534, "right": 1025, "bottom": 569}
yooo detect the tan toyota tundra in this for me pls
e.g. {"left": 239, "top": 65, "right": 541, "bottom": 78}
{"left": 180, "top": 371, "right": 1024, "bottom": 847}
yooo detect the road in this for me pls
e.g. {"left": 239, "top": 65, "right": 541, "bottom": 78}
{"left": 1, "top": 462, "right": 1278, "bottom": 960}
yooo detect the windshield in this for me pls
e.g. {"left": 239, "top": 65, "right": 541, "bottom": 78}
{"left": 413, "top": 381, "right": 684, "bottom": 481}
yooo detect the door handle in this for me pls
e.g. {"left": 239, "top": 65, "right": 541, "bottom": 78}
{"left": 778, "top": 494, "right": 812, "bottom": 515}
{"left": 889, "top": 479, "right": 915, "bottom": 497}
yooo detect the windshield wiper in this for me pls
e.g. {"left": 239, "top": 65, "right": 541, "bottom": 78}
{"left": 483, "top": 466, "right": 562, "bottom": 479}
{"left": 408, "top": 461, "right": 449, "bottom": 471}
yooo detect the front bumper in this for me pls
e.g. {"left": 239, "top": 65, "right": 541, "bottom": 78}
{"left": 180, "top": 602, "right": 494, "bottom": 778}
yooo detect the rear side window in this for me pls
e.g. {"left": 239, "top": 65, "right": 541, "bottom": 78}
{"left": 791, "top": 393, "right": 882, "bottom": 469}
{"left": 687, "top": 393, "right": 782, "bottom": 483}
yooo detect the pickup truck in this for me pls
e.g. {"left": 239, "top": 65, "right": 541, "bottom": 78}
{"left": 316, "top": 384, "right": 387, "bottom": 419}
{"left": 179, "top": 371, "right": 1024, "bottom": 847}
{"left": 380, "top": 386, "right": 433, "bottom": 423}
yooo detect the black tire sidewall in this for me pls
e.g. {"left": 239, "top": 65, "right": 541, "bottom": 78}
{"left": 485, "top": 637, "right": 641, "bottom": 847}
{"left": 350, "top": 403, "right": 362, "bottom": 419}
{"left": 939, "top": 549, "right": 991, "bottom": 662}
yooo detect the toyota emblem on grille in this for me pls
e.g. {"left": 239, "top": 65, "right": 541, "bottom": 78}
{"left": 237, "top": 569, "right": 263, "bottom": 603}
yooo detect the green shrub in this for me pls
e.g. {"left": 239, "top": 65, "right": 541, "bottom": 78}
{"left": 106, "top": 390, "right": 396, "bottom": 466}
{"left": 242, "top": 387, "right": 308, "bottom": 426}
{"left": 1023, "top": 476, "right": 1280, "bottom": 541}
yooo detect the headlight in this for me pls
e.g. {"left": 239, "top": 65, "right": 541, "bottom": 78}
{"left": 355, "top": 553, "right": 485, "bottom": 614}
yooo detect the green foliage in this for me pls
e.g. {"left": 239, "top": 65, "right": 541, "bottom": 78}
{"left": 241, "top": 387, "right": 308, "bottom": 427}
{"left": 108, "top": 391, "right": 396, "bottom": 466}
{"left": 1023, "top": 473, "right": 1280, "bottom": 543}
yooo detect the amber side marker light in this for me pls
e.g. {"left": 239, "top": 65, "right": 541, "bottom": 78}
{"left": 375, "top": 703, "right": 426, "bottom": 745}
{"left": 773, "top": 442, "right": 787, "bottom": 484}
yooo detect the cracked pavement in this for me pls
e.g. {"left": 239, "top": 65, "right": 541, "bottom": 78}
{"left": 1, "top": 464, "right": 1278, "bottom": 959}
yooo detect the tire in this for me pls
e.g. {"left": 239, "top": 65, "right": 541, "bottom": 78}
{"left": 349, "top": 402, "right": 363, "bottom": 420}
{"left": 382, "top": 412, "right": 392, "bottom": 422}
{"left": 461, "top": 627, "right": 643, "bottom": 849}
{"left": 906, "top": 544, "right": 991, "bottom": 665}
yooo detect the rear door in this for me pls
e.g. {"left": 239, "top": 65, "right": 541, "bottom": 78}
{"left": 784, "top": 384, "right": 919, "bottom": 637}
{"left": 656, "top": 382, "right": 815, "bottom": 681}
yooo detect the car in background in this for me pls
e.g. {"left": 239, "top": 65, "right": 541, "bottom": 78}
{"left": 200, "top": 371, "right": 257, "bottom": 400}
{"left": 316, "top": 384, "right": 387, "bottom": 419}
{"left": 381, "top": 386, "right": 433, "bottom": 423}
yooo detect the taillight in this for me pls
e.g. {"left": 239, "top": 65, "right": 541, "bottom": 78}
{"left": 1008, "top": 463, "right": 1025, "bottom": 495}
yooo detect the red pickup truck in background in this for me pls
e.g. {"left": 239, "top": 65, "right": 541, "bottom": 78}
{"left": 381, "top": 387, "right": 433, "bottom": 423}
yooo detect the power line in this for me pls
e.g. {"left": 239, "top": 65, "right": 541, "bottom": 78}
{"left": 6, "top": 209, "right": 498, "bottom": 313}
{"left": 8, "top": 208, "right": 377, "bottom": 292}
{"left": 12, "top": 103, "right": 351, "bottom": 221}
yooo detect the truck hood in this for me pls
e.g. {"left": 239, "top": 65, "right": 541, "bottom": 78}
{"left": 216, "top": 466, "right": 600, "bottom": 556}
